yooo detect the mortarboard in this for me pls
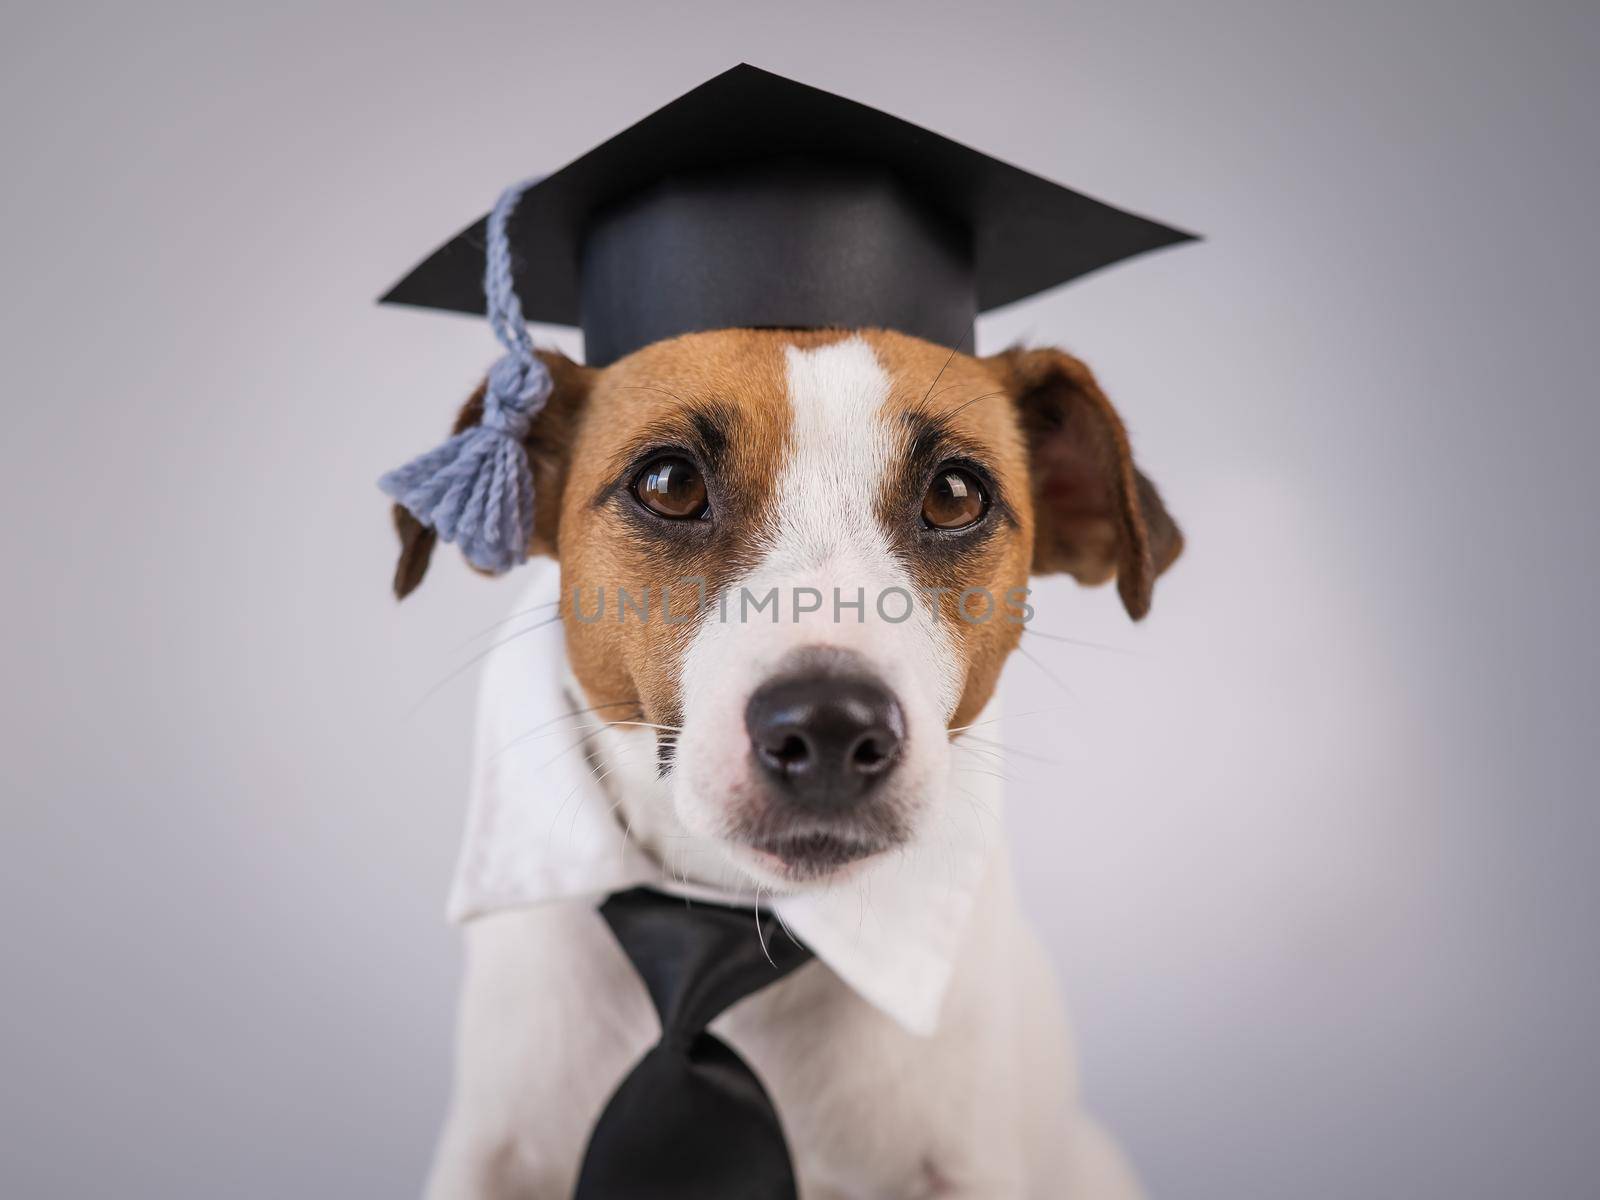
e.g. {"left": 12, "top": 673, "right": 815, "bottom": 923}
{"left": 378, "top": 63, "right": 1196, "bottom": 574}
{"left": 381, "top": 62, "right": 1195, "bottom": 365}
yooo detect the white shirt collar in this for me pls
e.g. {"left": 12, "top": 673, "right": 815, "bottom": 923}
{"left": 448, "top": 564, "right": 1003, "bottom": 1038}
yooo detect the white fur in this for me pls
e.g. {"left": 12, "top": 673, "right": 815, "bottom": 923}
{"left": 667, "top": 337, "right": 962, "bottom": 888}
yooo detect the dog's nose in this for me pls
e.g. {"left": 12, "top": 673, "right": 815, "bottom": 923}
{"left": 745, "top": 674, "right": 905, "bottom": 809}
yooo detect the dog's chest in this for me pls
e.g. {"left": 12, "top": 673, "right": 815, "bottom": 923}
{"left": 456, "top": 899, "right": 1034, "bottom": 1197}
{"left": 719, "top": 958, "right": 1013, "bottom": 1198}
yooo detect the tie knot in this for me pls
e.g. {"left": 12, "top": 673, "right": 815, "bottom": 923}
{"left": 599, "top": 889, "right": 813, "bottom": 1037}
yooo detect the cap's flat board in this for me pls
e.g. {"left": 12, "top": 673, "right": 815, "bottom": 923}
{"left": 381, "top": 63, "right": 1196, "bottom": 325}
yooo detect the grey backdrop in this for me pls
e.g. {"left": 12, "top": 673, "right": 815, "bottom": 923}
{"left": 3, "top": 2, "right": 1596, "bottom": 1196}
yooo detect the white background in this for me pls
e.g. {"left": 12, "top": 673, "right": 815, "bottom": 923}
{"left": 3, "top": 1, "right": 1596, "bottom": 1195}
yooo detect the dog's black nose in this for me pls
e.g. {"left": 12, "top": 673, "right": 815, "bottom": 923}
{"left": 745, "top": 673, "right": 905, "bottom": 809}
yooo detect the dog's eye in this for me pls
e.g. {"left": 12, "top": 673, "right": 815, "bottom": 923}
{"left": 632, "top": 456, "right": 708, "bottom": 519}
{"left": 922, "top": 467, "right": 987, "bottom": 530}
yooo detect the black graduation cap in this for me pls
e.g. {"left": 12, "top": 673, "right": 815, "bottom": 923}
{"left": 381, "top": 63, "right": 1195, "bottom": 366}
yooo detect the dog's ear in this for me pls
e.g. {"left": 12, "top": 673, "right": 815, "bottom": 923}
{"left": 987, "top": 346, "right": 1182, "bottom": 620}
{"left": 391, "top": 349, "right": 595, "bottom": 599}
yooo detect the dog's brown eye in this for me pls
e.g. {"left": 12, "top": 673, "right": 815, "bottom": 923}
{"left": 922, "top": 468, "right": 987, "bottom": 530}
{"left": 632, "top": 456, "right": 708, "bottom": 519}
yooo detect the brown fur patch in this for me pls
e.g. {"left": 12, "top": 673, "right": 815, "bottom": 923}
{"left": 554, "top": 331, "right": 796, "bottom": 729}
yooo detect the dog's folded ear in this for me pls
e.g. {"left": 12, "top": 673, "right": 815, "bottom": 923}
{"left": 988, "top": 347, "right": 1182, "bottom": 620}
{"left": 391, "top": 349, "right": 594, "bottom": 599}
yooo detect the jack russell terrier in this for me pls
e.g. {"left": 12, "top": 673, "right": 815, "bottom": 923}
{"left": 394, "top": 326, "right": 1182, "bottom": 1198}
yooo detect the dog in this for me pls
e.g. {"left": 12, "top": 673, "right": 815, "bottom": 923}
{"left": 397, "top": 327, "right": 1181, "bottom": 1198}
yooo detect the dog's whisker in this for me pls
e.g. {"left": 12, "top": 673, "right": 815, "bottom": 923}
{"left": 951, "top": 731, "right": 1059, "bottom": 766}
{"left": 488, "top": 700, "right": 644, "bottom": 762}
{"left": 953, "top": 753, "right": 1021, "bottom": 783}
{"left": 952, "top": 743, "right": 1005, "bottom": 764}
{"left": 453, "top": 599, "right": 561, "bottom": 650}
{"left": 1021, "top": 627, "right": 1136, "bottom": 655}
{"left": 928, "top": 379, "right": 974, "bottom": 405}
{"left": 950, "top": 753, "right": 1021, "bottom": 777}
{"left": 952, "top": 764, "right": 1023, "bottom": 787}
{"left": 923, "top": 810, "right": 959, "bottom": 911}
{"left": 572, "top": 758, "right": 635, "bottom": 838}
{"left": 945, "top": 786, "right": 993, "bottom": 861}
{"left": 544, "top": 774, "right": 590, "bottom": 842}
{"left": 1015, "top": 642, "right": 1074, "bottom": 696}
{"left": 588, "top": 794, "right": 632, "bottom": 852}
{"left": 916, "top": 339, "right": 962, "bottom": 413}
{"left": 409, "top": 614, "right": 565, "bottom": 714}
{"left": 953, "top": 783, "right": 1002, "bottom": 832}
{"left": 946, "top": 703, "right": 1077, "bottom": 735}
{"left": 556, "top": 739, "right": 652, "bottom": 848}
{"left": 771, "top": 904, "right": 804, "bottom": 952}
{"left": 753, "top": 888, "right": 777, "bottom": 967}
{"left": 940, "top": 388, "right": 1008, "bottom": 422}
{"left": 547, "top": 732, "right": 646, "bottom": 844}
{"left": 619, "top": 383, "right": 692, "bottom": 405}
{"left": 514, "top": 719, "right": 676, "bottom": 778}
{"left": 490, "top": 717, "right": 638, "bottom": 760}
{"left": 950, "top": 730, "right": 1017, "bottom": 750}
{"left": 949, "top": 742, "right": 1043, "bottom": 781}
{"left": 533, "top": 726, "right": 641, "bottom": 775}
{"left": 949, "top": 746, "right": 1024, "bottom": 779}
{"left": 655, "top": 836, "right": 715, "bottom": 888}
{"left": 955, "top": 758, "right": 1030, "bottom": 788}
{"left": 619, "top": 809, "right": 635, "bottom": 854}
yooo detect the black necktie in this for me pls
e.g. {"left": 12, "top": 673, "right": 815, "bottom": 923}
{"left": 575, "top": 887, "right": 815, "bottom": 1199}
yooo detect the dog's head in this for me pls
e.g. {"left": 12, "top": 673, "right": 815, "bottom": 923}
{"left": 396, "top": 329, "right": 1180, "bottom": 889}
